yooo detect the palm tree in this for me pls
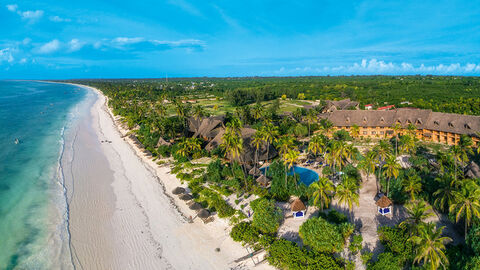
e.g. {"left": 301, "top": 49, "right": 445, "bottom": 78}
{"left": 252, "top": 103, "right": 264, "bottom": 121}
{"left": 261, "top": 121, "right": 279, "bottom": 174}
{"left": 350, "top": 124, "right": 360, "bottom": 139}
{"left": 304, "top": 110, "right": 317, "bottom": 137}
{"left": 335, "top": 177, "right": 359, "bottom": 220}
{"left": 176, "top": 137, "right": 201, "bottom": 159}
{"left": 399, "top": 134, "right": 416, "bottom": 155}
{"left": 450, "top": 145, "right": 463, "bottom": 182}
{"left": 193, "top": 105, "right": 206, "bottom": 120}
{"left": 221, "top": 128, "right": 245, "bottom": 181}
{"left": 407, "top": 123, "right": 417, "bottom": 137}
{"left": 403, "top": 173, "right": 422, "bottom": 201}
{"left": 359, "top": 150, "right": 377, "bottom": 190}
{"left": 276, "top": 135, "right": 295, "bottom": 158}
{"left": 308, "top": 134, "right": 327, "bottom": 158}
{"left": 408, "top": 222, "right": 451, "bottom": 270}
{"left": 309, "top": 177, "right": 335, "bottom": 210}
{"left": 320, "top": 119, "right": 334, "bottom": 135}
{"left": 284, "top": 149, "right": 300, "bottom": 188}
{"left": 383, "top": 154, "right": 401, "bottom": 196}
{"left": 373, "top": 140, "right": 392, "bottom": 185}
{"left": 392, "top": 123, "right": 402, "bottom": 157}
{"left": 400, "top": 200, "right": 434, "bottom": 235}
{"left": 251, "top": 130, "right": 264, "bottom": 172}
{"left": 433, "top": 173, "right": 457, "bottom": 212}
{"left": 449, "top": 180, "right": 480, "bottom": 235}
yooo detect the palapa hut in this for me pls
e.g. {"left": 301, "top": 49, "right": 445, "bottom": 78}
{"left": 188, "top": 202, "right": 202, "bottom": 210}
{"left": 376, "top": 195, "right": 393, "bottom": 216}
{"left": 172, "top": 187, "right": 185, "bottom": 195}
{"left": 256, "top": 175, "right": 270, "bottom": 188}
{"left": 291, "top": 198, "right": 306, "bottom": 219}
{"left": 189, "top": 116, "right": 225, "bottom": 141}
{"left": 465, "top": 161, "right": 480, "bottom": 179}
{"left": 179, "top": 194, "right": 193, "bottom": 201}
{"left": 249, "top": 167, "right": 261, "bottom": 177}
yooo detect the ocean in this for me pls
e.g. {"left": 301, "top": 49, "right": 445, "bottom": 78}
{"left": 0, "top": 81, "right": 88, "bottom": 269}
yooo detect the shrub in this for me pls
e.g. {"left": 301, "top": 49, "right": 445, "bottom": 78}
{"left": 299, "top": 217, "right": 344, "bottom": 253}
{"left": 339, "top": 222, "right": 355, "bottom": 242}
{"left": 157, "top": 145, "right": 171, "bottom": 157}
{"left": 467, "top": 225, "right": 480, "bottom": 254}
{"left": 378, "top": 226, "right": 415, "bottom": 263}
{"left": 367, "top": 252, "right": 402, "bottom": 270}
{"left": 327, "top": 209, "right": 348, "bottom": 224}
{"left": 361, "top": 251, "right": 373, "bottom": 265}
{"left": 349, "top": 234, "right": 363, "bottom": 254}
{"left": 230, "top": 222, "right": 260, "bottom": 245}
{"left": 250, "top": 198, "right": 283, "bottom": 234}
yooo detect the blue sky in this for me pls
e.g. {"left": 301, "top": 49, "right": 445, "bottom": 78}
{"left": 1, "top": 0, "right": 480, "bottom": 79}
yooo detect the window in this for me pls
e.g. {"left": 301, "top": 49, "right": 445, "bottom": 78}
{"left": 465, "top": 123, "right": 471, "bottom": 129}
{"left": 380, "top": 131, "right": 384, "bottom": 135}
{"left": 448, "top": 122, "right": 454, "bottom": 128}
{"left": 363, "top": 131, "right": 368, "bottom": 135}
{"left": 416, "top": 119, "right": 422, "bottom": 125}
{"left": 371, "top": 131, "right": 376, "bottom": 135}
{"left": 345, "top": 117, "right": 350, "bottom": 123}
{"left": 434, "top": 120, "right": 440, "bottom": 126}
{"left": 363, "top": 117, "right": 367, "bottom": 124}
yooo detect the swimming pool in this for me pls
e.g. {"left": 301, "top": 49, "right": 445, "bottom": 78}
{"left": 261, "top": 166, "right": 319, "bottom": 186}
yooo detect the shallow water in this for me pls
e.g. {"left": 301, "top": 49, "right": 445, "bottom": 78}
{"left": 0, "top": 81, "right": 86, "bottom": 269}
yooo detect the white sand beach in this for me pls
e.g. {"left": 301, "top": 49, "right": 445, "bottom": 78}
{"left": 62, "top": 84, "right": 271, "bottom": 269}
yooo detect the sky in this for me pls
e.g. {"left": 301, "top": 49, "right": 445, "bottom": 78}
{"left": 1, "top": 0, "right": 480, "bottom": 79}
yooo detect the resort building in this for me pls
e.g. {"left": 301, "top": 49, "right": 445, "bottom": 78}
{"left": 322, "top": 108, "right": 480, "bottom": 146}
{"left": 323, "top": 98, "right": 359, "bottom": 112}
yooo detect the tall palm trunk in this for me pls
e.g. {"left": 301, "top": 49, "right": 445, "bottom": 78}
{"left": 265, "top": 141, "right": 270, "bottom": 174}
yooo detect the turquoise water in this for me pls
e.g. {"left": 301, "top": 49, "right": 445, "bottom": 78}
{"left": 0, "top": 81, "right": 86, "bottom": 269}
{"left": 261, "top": 166, "right": 319, "bottom": 186}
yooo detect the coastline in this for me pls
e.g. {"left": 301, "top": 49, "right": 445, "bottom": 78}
{"left": 63, "top": 83, "right": 271, "bottom": 269}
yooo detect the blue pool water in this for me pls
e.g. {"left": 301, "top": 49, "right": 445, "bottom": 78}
{"left": 261, "top": 166, "right": 319, "bottom": 186}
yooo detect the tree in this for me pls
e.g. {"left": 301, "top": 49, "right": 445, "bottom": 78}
{"left": 284, "top": 149, "right": 300, "bottom": 188}
{"left": 402, "top": 173, "right": 422, "bottom": 201}
{"left": 449, "top": 180, "right": 480, "bottom": 235}
{"left": 335, "top": 177, "right": 359, "bottom": 220}
{"left": 192, "top": 105, "right": 206, "bottom": 120}
{"left": 176, "top": 137, "right": 201, "bottom": 159}
{"left": 358, "top": 150, "right": 377, "bottom": 191}
{"left": 433, "top": 173, "right": 457, "bottom": 212}
{"left": 392, "top": 123, "right": 402, "bottom": 157}
{"left": 319, "top": 119, "right": 334, "bottom": 135}
{"left": 400, "top": 200, "right": 434, "bottom": 235}
{"left": 261, "top": 121, "right": 279, "bottom": 174}
{"left": 251, "top": 130, "right": 264, "bottom": 172}
{"left": 408, "top": 222, "right": 451, "bottom": 270}
{"left": 373, "top": 140, "right": 392, "bottom": 187}
{"left": 350, "top": 124, "right": 360, "bottom": 139}
{"left": 399, "top": 135, "right": 416, "bottom": 155}
{"left": 221, "top": 127, "right": 245, "bottom": 182}
{"left": 308, "top": 134, "right": 327, "bottom": 158}
{"left": 299, "top": 217, "right": 344, "bottom": 253}
{"left": 304, "top": 110, "right": 317, "bottom": 137}
{"left": 276, "top": 135, "right": 295, "bottom": 158}
{"left": 308, "top": 177, "right": 335, "bottom": 210}
{"left": 407, "top": 123, "right": 417, "bottom": 137}
{"left": 383, "top": 155, "right": 401, "bottom": 197}
{"left": 251, "top": 103, "right": 264, "bottom": 121}
{"left": 250, "top": 198, "right": 283, "bottom": 234}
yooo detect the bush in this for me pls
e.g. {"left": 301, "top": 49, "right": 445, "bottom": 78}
{"left": 299, "top": 217, "right": 344, "bottom": 253}
{"left": 327, "top": 209, "right": 348, "bottom": 224}
{"left": 349, "top": 234, "right": 363, "bottom": 254}
{"left": 378, "top": 226, "right": 415, "bottom": 263}
{"left": 157, "top": 145, "right": 171, "bottom": 157}
{"left": 361, "top": 251, "right": 373, "bottom": 265}
{"left": 339, "top": 223, "right": 355, "bottom": 242}
{"left": 230, "top": 222, "right": 260, "bottom": 245}
{"left": 367, "top": 252, "right": 402, "bottom": 270}
{"left": 250, "top": 198, "right": 283, "bottom": 234}
{"left": 467, "top": 225, "right": 480, "bottom": 254}
{"left": 267, "top": 239, "right": 342, "bottom": 270}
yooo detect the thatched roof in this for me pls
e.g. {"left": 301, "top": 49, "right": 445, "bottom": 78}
{"left": 291, "top": 199, "right": 306, "bottom": 212}
{"left": 324, "top": 99, "right": 359, "bottom": 112}
{"left": 326, "top": 108, "right": 480, "bottom": 135}
{"left": 179, "top": 194, "right": 193, "bottom": 201}
{"left": 249, "top": 167, "right": 261, "bottom": 176}
{"left": 197, "top": 209, "right": 210, "bottom": 219}
{"left": 192, "top": 116, "right": 224, "bottom": 139}
{"left": 172, "top": 187, "right": 185, "bottom": 195}
{"left": 465, "top": 161, "right": 480, "bottom": 179}
{"left": 376, "top": 196, "right": 393, "bottom": 208}
{"left": 156, "top": 137, "right": 171, "bottom": 148}
{"left": 256, "top": 175, "right": 270, "bottom": 186}
{"left": 189, "top": 202, "right": 203, "bottom": 210}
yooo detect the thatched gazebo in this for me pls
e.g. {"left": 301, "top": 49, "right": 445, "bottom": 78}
{"left": 376, "top": 196, "right": 393, "bottom": 216}
{"left": 256, "top": 175, "right": 270, "bottom": 187}
{"left": 189, "top": 202, "right": 203, "bottom": 210}
{"left": 197, "top": 209, "right": 210, "bottom": 219}
{"left": 465, "top": 161, "right": 480, "bottom": 179}
{"left": 179, "top": 194, "right": 193, "bottom": 201}
{"left": 291, "top": 198, "right": 306, "bottom": 219}
{"left": 249, "top": 167, "right": 262, "bottom": 176}
{"left": 172, "top": 187, "right": 185, "bottom": 195}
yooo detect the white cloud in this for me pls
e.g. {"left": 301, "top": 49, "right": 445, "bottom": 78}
{"left": 20, "top": 10, "right": 43, "bottom": 20}
{"left": 49, "top": 15, "right": 71, "bottom": 22}
{"left": 68, "top": 39, "right": 84, "bottom": 52}
{"left": 151, "top": 39, "right": 204, "bottom": 47}
{"left": 19, "top": 58, "right": 27, "bottom": 64}
{"left": 38, "top": 39, "right": 60, "bottom": 54}
{"left": 112, "top": 37, "right": 145, "bottom": 45}
{"left": 0, "top": 48, "right": 15, "bottom": 63}
{"left": 272, "top": 59, "right": 480, "bottom": 75}
{"left": 6, "top": 4, "right": 18, "bottom": 12}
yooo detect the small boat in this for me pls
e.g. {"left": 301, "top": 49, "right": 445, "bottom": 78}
{"left": 14, "top": 138, "right": 19, "bottom": 144}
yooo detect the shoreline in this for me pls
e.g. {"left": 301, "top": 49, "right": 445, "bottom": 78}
{"left": 62, "top": 83, "right": 270, "bottom": 269}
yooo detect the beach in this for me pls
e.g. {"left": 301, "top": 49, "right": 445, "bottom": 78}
{"left": 62, "top": 84, "right": 270, "bottom": 269}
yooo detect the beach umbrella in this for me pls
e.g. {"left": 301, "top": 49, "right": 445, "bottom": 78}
{"left": 179, "top": 194, "right": 193, "bottom": 201}
{"left": 172, "top": 187, "right": 185, "bottom": 195}
{"left": 197, "top": 209, "right": 210, "bottom": 219}
{"left": 189, "top": 202, "right": 202, "bottom": 210}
